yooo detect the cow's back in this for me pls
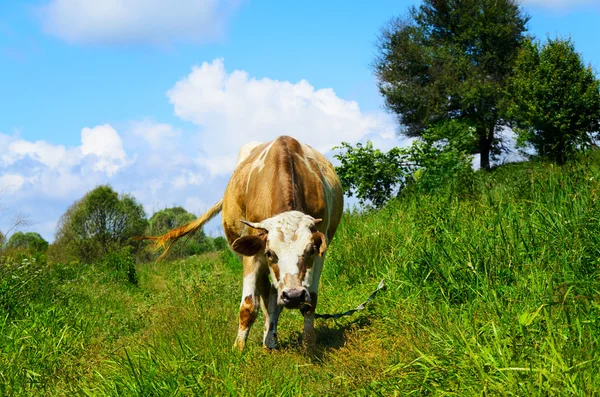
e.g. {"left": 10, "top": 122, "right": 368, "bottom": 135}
{"left": 222, "top": 136, "right": 343, "bottom": 245}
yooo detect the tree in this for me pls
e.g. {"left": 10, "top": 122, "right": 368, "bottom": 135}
{"left": 5, "top": 232, "right": 49, "bottom": 253}
{"left": 146, "top": 207, "right": 214, "bottom": 259}
{"left": 53, "top": 185, "right": 148, "bottom": 263}
{"left": 505, "top": 37, "right": 600, "bottom": 164}
{"left": 374, "top": 0, "right": 529, "bottom": 169}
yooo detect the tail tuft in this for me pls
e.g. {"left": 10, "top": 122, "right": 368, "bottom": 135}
{"left": 134, "top": 199, "right": 223, "bottom": 262}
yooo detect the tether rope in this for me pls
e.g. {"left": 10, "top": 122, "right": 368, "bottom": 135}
{"left": 309, "top": 279, "right": 386, "bottom": 319}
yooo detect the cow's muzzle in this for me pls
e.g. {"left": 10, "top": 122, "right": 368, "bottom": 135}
{"left": 281, "top": 288, "right": 309, "bottom": 308}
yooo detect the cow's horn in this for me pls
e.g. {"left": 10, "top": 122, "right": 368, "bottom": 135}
{"left": 240, "top": 219, "right": 268, "bottom": 231}
{"left": 313, "top": 218, "right": 323, "bottom": 224}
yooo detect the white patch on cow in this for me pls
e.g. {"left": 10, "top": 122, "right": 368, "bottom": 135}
{"left": 241, "top": 271, "right": 257, "bottom": 300}
{"left": 246, "top": 139, "right": 276, "bottom": 194}
{"left": 236, "top": 141, "right": 262, "bottom": 166}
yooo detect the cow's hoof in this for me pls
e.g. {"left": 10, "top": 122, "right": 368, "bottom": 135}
{"left": 232, "top": 339, "right": 245, "bottom": 352}
{"left": 264, "top": 334, "right": 278, "bottom": 350}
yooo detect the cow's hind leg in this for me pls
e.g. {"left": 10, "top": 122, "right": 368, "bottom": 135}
{"left": 233, "top": 256, "right": 262, "bottom": 351}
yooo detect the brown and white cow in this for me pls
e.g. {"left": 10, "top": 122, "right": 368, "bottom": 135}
{"left": 142, "top": 136, "right": 343, "bottom": 351}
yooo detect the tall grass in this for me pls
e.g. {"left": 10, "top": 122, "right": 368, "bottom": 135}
{"left": 1, "top": 154, "right": 600, "bottom": 395}
{"left": 325, "top": 153, "right": 600, "bottom": 394}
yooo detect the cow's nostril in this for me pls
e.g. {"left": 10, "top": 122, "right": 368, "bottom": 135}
{"left": 300, "top": 290, "right": 307, "bottom": 301}
{"left": 282, "top": 291, "right": 290, "bottom": 301}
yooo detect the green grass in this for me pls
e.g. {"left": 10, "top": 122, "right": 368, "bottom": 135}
{"left": 2, "top": 153, "right": 600, "bottom": 395}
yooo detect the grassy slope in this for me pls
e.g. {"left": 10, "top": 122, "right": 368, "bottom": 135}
{"left": 2, "top": 154, "right": 600, "bottom": 396}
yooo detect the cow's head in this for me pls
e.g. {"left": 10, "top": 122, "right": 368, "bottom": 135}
{"left": 231, "top": 211, "right": 327, "bottom": 309}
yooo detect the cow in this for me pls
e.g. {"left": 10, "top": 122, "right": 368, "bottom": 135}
{"left": 141, "top": 136, "right": 343, "bottom": 351}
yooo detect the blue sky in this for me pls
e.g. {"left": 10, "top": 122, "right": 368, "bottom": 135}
{"left": 1, "top": 0, "right": 599, "bottom": 242}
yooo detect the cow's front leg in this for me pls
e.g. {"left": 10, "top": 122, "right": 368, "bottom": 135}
{"left": 302, "top": 292, "right": 318, "bottom": 351}
{"left": 233, "top": 258, "right": 261, "bottom": 351}
{"left": 302, "top": 256, "right": 324, "bottom": 352}
{"left": 263, "top": 285, "right": 282, "bottom": 349}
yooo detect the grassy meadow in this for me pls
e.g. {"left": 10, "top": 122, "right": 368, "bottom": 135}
{"left": 2, "top": 154, "right": 600, "bottom": 396}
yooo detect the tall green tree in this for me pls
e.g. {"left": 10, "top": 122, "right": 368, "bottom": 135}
{"left": 505, "top": 38, "right": 600, "bottom": 164}
{"left": 53, "top": 185, "right": 148, "bottom": 263}
{"left": 146, "top": 207, "right": 214, "bottom": 259}
{"left": 374, "top": 0, "right": 529, "bottom": 169}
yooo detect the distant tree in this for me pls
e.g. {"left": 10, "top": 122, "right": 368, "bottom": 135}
{"left": 5, "top": 232, "right": 49, "bottom": 253}
{"left": 146, "top": 207, "right": 214, "bottom": 259}
{"left": 374, "top": 0, "right": 529, "bottom": 169}
{"left": 213, "top": 236, "right": 228, "bottom": 251}
{"left": 0, "top": 231, "right": 5, "bottom": 248}
{"left": 505, "top": 37, "right": 600, "bottom": 164}
{"left": 53, "top": 185, "right": 148, "bottom": 263}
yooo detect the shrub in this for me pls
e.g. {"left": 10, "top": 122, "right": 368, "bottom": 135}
{"left": 100, "top": 247, "right": 138, "bottom": 286}
{"left": 333, "top": 120, "right": 475, "bottom": 208}
{"left": 213, "top": 236, "right": 228, "bottom": 251}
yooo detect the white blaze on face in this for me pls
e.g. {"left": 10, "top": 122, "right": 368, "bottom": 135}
{"left": 258, "top": 211, "right": 323, "bottom": 303}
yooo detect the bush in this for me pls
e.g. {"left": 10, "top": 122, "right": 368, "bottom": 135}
{"left": 100, "top": 247, "right": 138, "bottom": 286}
{"left": 213, "top": 236, "right": 228, "bottom": 251}
{"left": 333, "top": 120, "right": 475, "bottom": 208}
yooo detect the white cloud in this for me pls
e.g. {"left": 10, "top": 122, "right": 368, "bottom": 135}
{"left": 0, "top": 125, "right": 131, "bottom": 198}
{"left": 167, "top": 58, "right": 396, "bottom": 176}
{"left": 130, "top": 120, "right": 180, "bottom": 150}
{"left": 5, "top": 140, "right": 70, "bottom": 169}
{"left": 0, "top": 174, "right": 25, "bottom": 194}
{"left": 37, "top": 0, "right": 242, "bottom": 46}
{"left": 81, "top": 124, "right": 129, "bottom": 176}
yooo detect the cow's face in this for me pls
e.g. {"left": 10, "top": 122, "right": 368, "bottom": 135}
{"left": 231, "top": 211, "right": 327, "bottom": 309}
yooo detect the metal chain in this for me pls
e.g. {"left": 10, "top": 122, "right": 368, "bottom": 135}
{"left": 312, "top": 279, "right": 386, "bottom": 320}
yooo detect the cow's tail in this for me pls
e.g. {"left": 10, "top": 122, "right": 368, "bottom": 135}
{"left": 134, "top": 199, "right": 224, "bottom": 262}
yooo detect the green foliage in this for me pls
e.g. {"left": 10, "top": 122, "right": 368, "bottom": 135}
{"left": 146, "top": 206, "right": 215, "bottom": 259}
{"left": 506, "top": 37, "right": 600, "bottom": 164}
{"left": 100, "top": 247, "right": 138, "bottom": 286}
{"left": 52, "top": 185, "right": 148, "bottom": 264}
{"left": 213, "top": 236, "right": 228, "bottom": 251}
{"left": 5, "top": 232, "right": 48, "bottom": 253}
{"left": 405, "top": 120, "right": 476, "bottom": 193}
{"left": 333, "top": 141, "right": 410, "bottom": 208}
{"left": 0, "top": 255, "right": 77, "bottom": 320}
{"left": 334, "top": 120, "right": 475, "bottom": 208}
{"left": 374, "top": 0, "right": 529, "bottom": 169}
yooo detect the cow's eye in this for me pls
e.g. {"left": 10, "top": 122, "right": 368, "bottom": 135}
{"left": 265, "top": 250, "right": 272, "bottom": 259}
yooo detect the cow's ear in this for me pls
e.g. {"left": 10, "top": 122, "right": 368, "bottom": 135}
{"left": 232, "top": 234, "right": 266, "bottom": 256}
{"left": 311, "top": 231, "right": 327, "bottom": 257}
